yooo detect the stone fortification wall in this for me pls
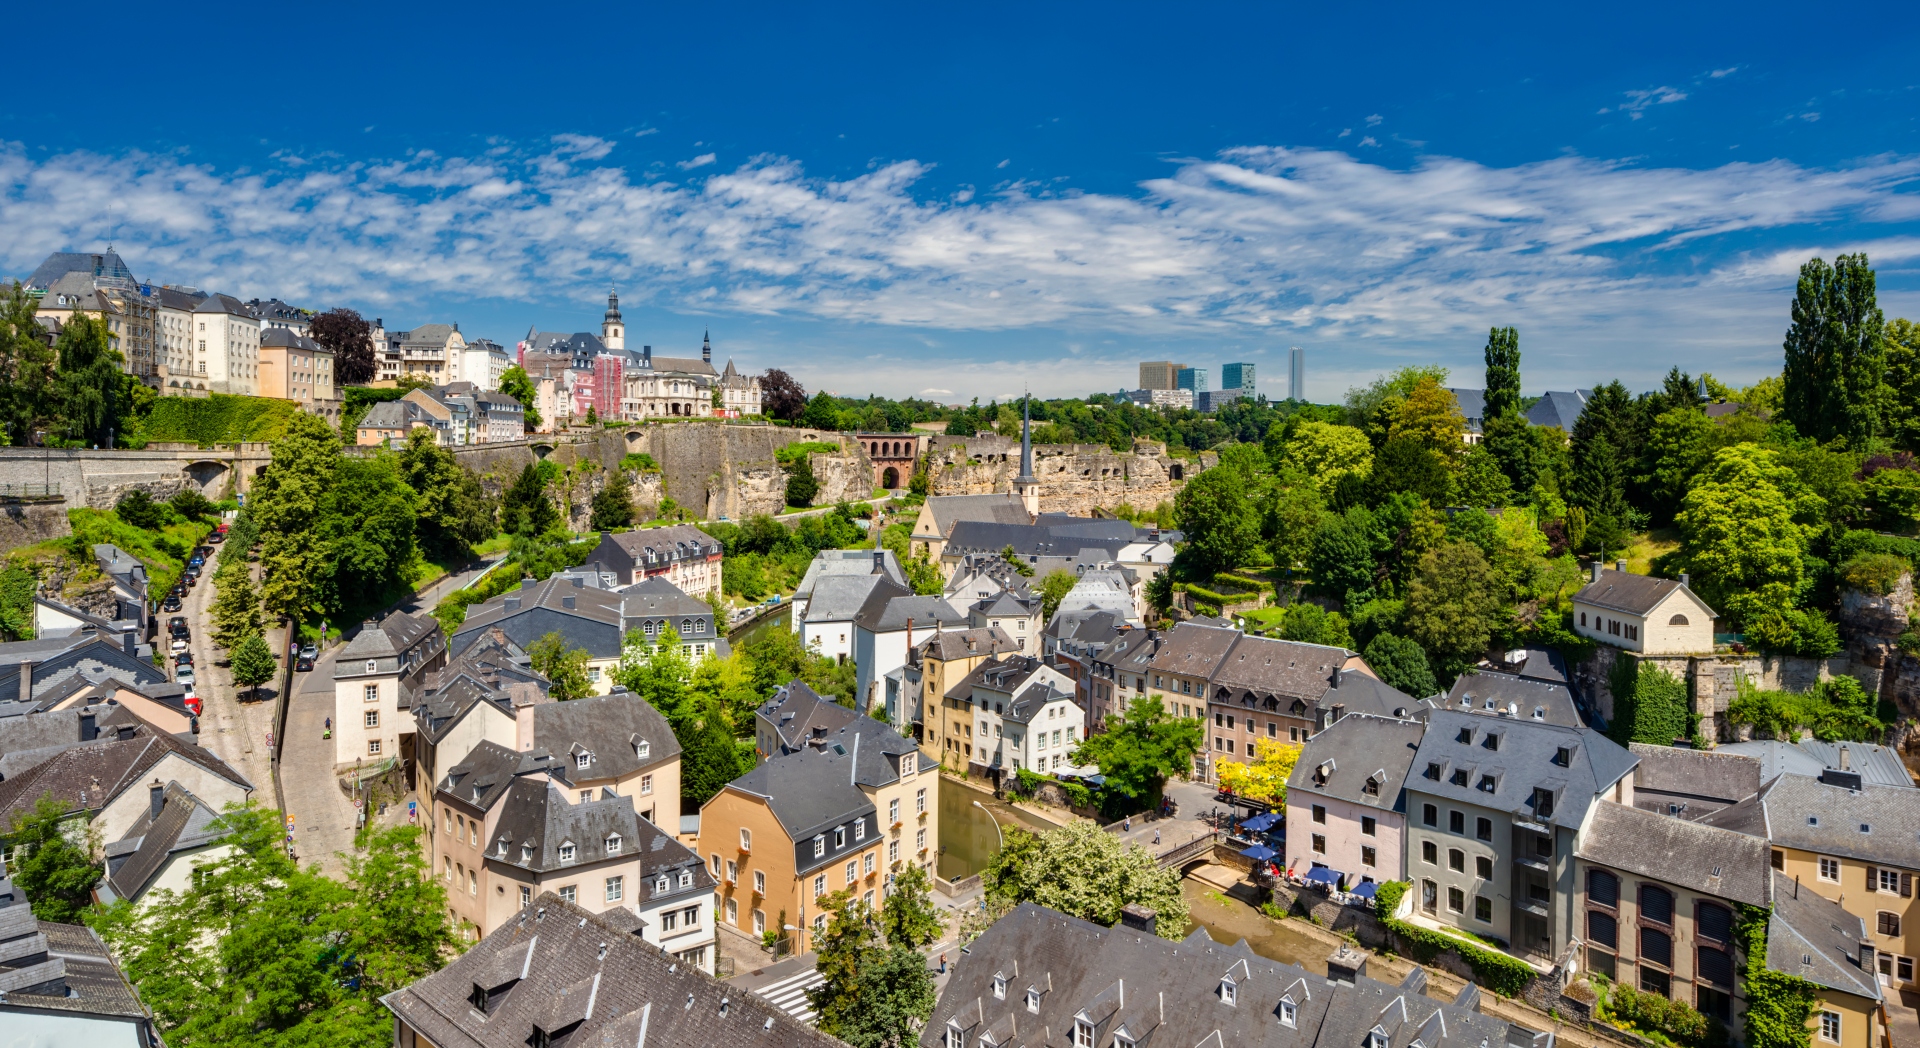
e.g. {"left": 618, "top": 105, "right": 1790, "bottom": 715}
{"left": 0, "top": 500, "right": 72, "bottom": 554}
{"left": 0, "top": 444, "right": 272, "bottom": 507}
{"left": 924, "top": 435, "right": 1207, "bottom": 515}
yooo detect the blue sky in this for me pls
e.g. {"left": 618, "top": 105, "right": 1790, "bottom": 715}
{"left": 6, "top": 1, "right": 1920, "bottom": 403}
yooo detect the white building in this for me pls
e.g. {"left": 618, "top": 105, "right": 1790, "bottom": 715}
{"left": 790, "top": 549, "right": 909, "bottom": 662}
{"left": 962, "top": 655, "right": 1089, "bottom": 778}
{"left": 331, "top": 612, "right": 448, "bottom": 769}
{"left": 853, "top": 593, "right": 971, "bottom": 713}
{"left": 390, "top": 323, "right": 467, "bottom": 383}
{"left": 457, "top": 337, "right": 512, "bottom": 391}
{"left": 717, "top": 358, "right": 763, "bottom": 416}
{"left": 154, "top": 286, "right": 205, "bottom": 392}
{"left": 190, "top": 293, "right": 262, "bottom": 395}
{"left": 1571, "top": 564, "right": 1717, "bottom": 656}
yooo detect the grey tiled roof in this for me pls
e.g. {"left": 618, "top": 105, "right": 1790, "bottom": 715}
{"left": 1406, "top": 711, "right": 1636, "bottom": 833}
{"left": 758, "top": 680, "right": 858, "bottom": 753}
{"left": 24, "top": 250, "right": 136, "bottom": 290}
{"left": 601, "top": 524, "right": 722, "bottom": 563}
{"left": 922, "top": 493, "right": 1030, "bottom": 537}
{"left": 1287, "top": 714, "right": 1423, "bottom": 812}
{"left": 438, "top": 741, "right": 566, "bottom": 812}
{"left": 1573, "top": 801, "right": 1769, "bottom": 905}
{"left": 794, "top": 548, "right": 906, "bottom": 598}
{"left": 913, "top": 626, "right": 1019, "bottom": 664}
{"left": 1440, "top": 671, "right": 1580, "bottom": 727}
{"left": 1699, "top": 774, "right": 1920, "bottom": 870}
{"left": 1004, "top": 676, "right": 1079, "bottom": 727}
{"left": 528, "top": 688, "right": 680, "bottom": 781}
{"left": 1526, "top": 389, "right": 1591, "bottom": 431}
{"left": 103, "top": 781, "right": 227, "bottom": 902}
{"left": 1711, "top": 739, "right": 1917, "bottom": 789}
{"left": 1149, "top": 622, "right": 1243, "bottom": 681}
{"left": 1628, "top": 743, "right": 1762, "bottom": 809}
{"left": 1208, "top": 630, "right": 1350, "bottom": 699}
{"left": 0, "top": 730, "right": 250, "bottom": 826}
{"left": 854, "top": 589, "right": 961, "bottom": 633}
{"left": 803, "top": 573, "right": 902, "bottom": 624}
{"left": 924, "top": 902, "right": 1514, "bottom": 1048}
{"left": 1573, "top": 569, "right": 1709, "bottom": 618}
{"left": 723, "top": 740, "right": 874, "bottom": 846}
{"left": 1767, "top": 870, "right": 1880, "bottom": 1000}
{"left": 381, "top": 893, "right": 837, "bottom": 1048}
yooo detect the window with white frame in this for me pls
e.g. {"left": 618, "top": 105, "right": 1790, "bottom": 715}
{"left": 1818, "top": 1011, "right": 1840, "bottom": 1043}
{"left": 558, "top": 842, "right": 575, "bottom": 862}
{"left": 845, "top": 860, "right": 857, "bottom": 885}
{"left": 605, "top": 835, "right": 621, "bottom": 855}
{"left": 1818, "top": 857, "right": 1841, "bottom": 882}
{"left": 605, "top": 876, "right": 623, "bottom": 902}
{"left": 678, "top": 870, "right": 691, "bottom": 888}
{"left": 1280, "top": 999, "right": 1296, "bottom": 1027}
{"left": 741, "top": 827, "right": 752, "bottom": 850}
{"left": 813, "top": 835, "right": 826, "bottom": 858}
{"left": 1073, "top": 1020, "right": 1094, "bottom": 1048}
{"left": 575, "top": 753, "right": 590, "bottom": 770}
{"left": 854, "top": 819, "right": 866, "bottom": 841}
{"left": 1026, "top": 988, "right": 1040, "bottom": 1013}
{"left": 1218, "top": 976, "right": 1236, "bottom": 1005}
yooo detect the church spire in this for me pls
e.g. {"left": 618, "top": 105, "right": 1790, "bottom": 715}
{"left": 602, "top": 284, "right": 625, "bottom": 351}
{"left": 1014, "top": 392, "right": 1039, "bottom": 518}
{"left": 702, "top": 328, "right": 711, "bottom": 364}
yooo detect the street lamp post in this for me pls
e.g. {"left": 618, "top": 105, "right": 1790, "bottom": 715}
{"left": 973, "top": 800, "right": 1004, "bottom": 850}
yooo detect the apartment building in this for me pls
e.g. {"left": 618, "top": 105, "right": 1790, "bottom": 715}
{"left": 904, "top": 627, "right": 1019, "bottom": 765}
{"left": 330, "top": 612, "right": 448, "bottom": 769}
{"left": 1284, "top": 714, "right": 1424, "bottom": 892}
{"left": 957, "top": 654, "right": 1085, "bottom": 780}
{"left": 1204, "top": 633, "right": 1392, "bottom": 782}
{"left": 155, "top": 286, "right": 206, "bottom": 391}
{"left": 1573, "top": 801, "right": 1770, "bottom": 1028}
{"left": 1138, "top": 360, "right": 1185, "bottom": 390}
{"left": 1702, "top": 773, "right": 1919, "bottom": 994}
{"left": 26, "top": 252, "right": 159, "bottom": 386}
{"left": 1765, "top": 870, "right": 1886, "bottom": 1048}
{"left": 1402, "top": 711, "right": 1637, "bottom": 965}
{"left": 587, "top": 525, "right": 726, "bottom": 599}
{"left": 189, "top": 293, "right": 262, "bottom": 394}
{"left": 257, "top": 328, "right": 338, "bottom": 420}
{"left": 1089, "top": 626, "right": 1163, "bottom": 732}
{"left": 390, "top": 322, "right": 467, "bottom": 381}
{"left": 521, "top": 688, "right": 682, "bottom": 828}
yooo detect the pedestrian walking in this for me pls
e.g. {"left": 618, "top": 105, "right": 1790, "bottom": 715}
{"left": 1123, "top": 816, "right": 1131, "bottom": 832}
{"left": 1154, "top": 828, "right": 1160, "bottom": 845}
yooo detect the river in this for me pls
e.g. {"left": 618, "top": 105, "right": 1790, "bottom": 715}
{"left": 1179, "top": 881, "right": 1336, "bottom": 973}
{"left": 935, "top": 777, "right": 1060, "bottom": 881}
{"left": 729, "top": 603, "right": 792, "bottom": 648}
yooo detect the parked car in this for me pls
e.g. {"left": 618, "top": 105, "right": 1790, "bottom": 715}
{"left": 207, "top": 531, "right": 225, "bottom": 544}
{"left": 161, "top": 596, "right": 182, "bottom": 613}
{"left": 168, "top": 583, "right": 186, "bottom": 598}
{"left": 168, "top": 616, "right": 188, "bottom": 630}
{"left": 184, "top": 694, "right": 201, "bottom": 716}
{"left": 174, "top": 651, "right": 193, "bottom": 667}
{"left": 183, "top": 571, "right": 199, "bottom": 588}
{"left": 169, "top": 636, "right": 190, "bottom": 654}
{"left": 176, "top": 666, "right": 195, "bottom": 688}
{"left": 299, "top": 644, "right": 317, "bottom": 661}
{"left": 187, "top": 555, "right": 205, "bottom": 569}
{"left": 296, "top": 655, "right": 315, "bottom": 672}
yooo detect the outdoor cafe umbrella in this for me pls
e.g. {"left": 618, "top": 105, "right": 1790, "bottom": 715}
{"left": 1304, "top": 866, "right": 1343, "bottom": 888}
{"left": 1240, "top": 812, "right": 1279, "bottom": 833}
{"left": 1238, "top": 844, "right": 1278, "bottom": 863}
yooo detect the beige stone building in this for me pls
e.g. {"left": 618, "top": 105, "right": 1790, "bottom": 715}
{"left": 258, "top": 328, "right": 338, "bottom": 421}
{"left": 1572, "top": 564, "right": 1717, "bottom": 655}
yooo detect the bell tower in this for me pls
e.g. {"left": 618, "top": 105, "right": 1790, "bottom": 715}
{"left": 1013, "top": 394, "right": 1040, "bottom": 518}
{"left": 602, "top": 285, "right": 625, "bottom": 352}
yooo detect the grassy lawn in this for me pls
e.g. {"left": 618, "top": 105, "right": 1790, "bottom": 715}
{"left": 9, "top": 509, "right": 214, "bottom": 603}
{"left": 1237, "top": 607, "right": 1286, "bottom": 631}
{"left": 472, "top": 533, "right": 514, "bottom": 556}
{"left": 1618, "top": 527, "right": 1681, "bottom": 575}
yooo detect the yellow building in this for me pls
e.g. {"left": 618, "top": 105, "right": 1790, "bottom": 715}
{"left": 1767, "top": 870, "right": 1887, "bottom": 1048}
{"left": 258, "top": 328, "right": 339, "bottom": 421}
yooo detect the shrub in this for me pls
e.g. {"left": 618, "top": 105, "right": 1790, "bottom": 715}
{"left": 1744, "top": 606, "right": 1842, "bottom": 658}
{"left": 114, "top": 489, "right": 167, "bottom": 530}
{"left": 1840, "top": 552, "right": 1909, "bottom": 595}
{"left": 1600, "top": 980, "right": 1718, "bottom": 1047}
{"left": 1377, "top": 887, "right": 1534, "bottom": 997}
{"left": 619, "top": 452, "right": 661, "bottom": 473}
{"left": 1727, "top": 676, "right": 1890, "bottom": 743}
{"left": 1608, "top": 659, "right": 1698, "bottom": 747}
{"left": 140, "top": 393, "right": 302, "bottom": 444}
{"left": 775, "top": 441, "right": 840, "bottom": 467}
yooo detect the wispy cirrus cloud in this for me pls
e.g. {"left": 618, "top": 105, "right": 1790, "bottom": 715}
{"left": 1601, "top": 85, "right": 1689, "bottom": 118}
{"left": 3, "top": 138, "right": 1918, "bottom": 387}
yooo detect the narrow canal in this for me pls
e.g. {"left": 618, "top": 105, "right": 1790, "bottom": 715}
{"left": 936, "top": 777, "right": 1059, "bottom": 881}
{"left": 1178, "top": 881, "right": 1334, "bottom": 973}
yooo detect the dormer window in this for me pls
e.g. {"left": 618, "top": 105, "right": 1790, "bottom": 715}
{"left": 1114, "top": 1030, "right": 1136, "bottom": 1048}
{"left": 1456, "top": 727, "right": 1472, "bottom": 744}
{"left": 1484, "top": 733, "right": 1500, "bottom": 751}
{"left": 1450, "top": 769, "right": 1469, "bottom": 787}
{"left": 946, "top": 1022, "right": 965, "bottom": 1048}
{"left": 854, "top": 820, "right": 866, "bottom": 841}
{"left": 1218, "top": 975, "right": 1237, "bottom": 1006}
{"left": 1363, "top": 777, "right": 1380, "bottom": 796}
{"left": 834, "top": 826, "right": 846, "bottom": 848}
{"left": 470, "top": 982, "right": 490, "bottom": 1013}
{"left": 1553, "top": 746, "right": 1572, "bottom": 767}
{"left": 559, "top": 842, "right": 576, "bottom": 863}
{"left": 1477, "top": 774, "right": 1497, "bottom": 793}
{"left": 576, "top": 753, "right": 591, "bottom": 770}
{"left": 1425, "top": 762, "right": 1442, "bottom": 780}
{"left": 679, "top": 870, "right": 692, "bottom": 888}
{"left": 1532, "top": 788, "right": 1555, "bottom": 818}
{"left": 1073, "top": 1020, "right": 1094, "bottom": 1048}
{"left": 366, "top": 659, "right": 378, "bottom": 675}
{"left": 1368, "top": 1031, "right": 1390, "bottom": 1048}
{"left": 636, "top": 738, "right": 651, "bottom": 759}
{"left": 656, "top": 875, "right": 669, "bottom": 893}
{"left": 813, "top": 835, "right": 826, "bottom": 858}
{"left": 1280, "top": 998, "right": 1297, "bottom": 1027}
{"left": 605, "top": 835, "right": 622, "bottom": 855}
{"left": 1025, "top": 988, "right": 1040, "bottom": 1013}
{"left": 992, "top": 974, "right": 1006, "bottom": 999}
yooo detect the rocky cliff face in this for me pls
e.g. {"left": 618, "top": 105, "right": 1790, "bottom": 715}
{"left": 1838, "top": 573, "right": 1920, "bottom": 775}
{"left": 925, "top": 435, "right": 1208, "bottom": 514}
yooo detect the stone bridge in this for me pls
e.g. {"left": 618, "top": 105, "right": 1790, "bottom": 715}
{"left": 0, "top": 443, "right": 278, "bottom": 509}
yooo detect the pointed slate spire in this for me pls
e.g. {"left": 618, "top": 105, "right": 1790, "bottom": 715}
{"left": 1017, "top": 394, "right": 1035, "bottom": 484}
{"left": 702, "top": 329, "right": 712, "bottom": 364}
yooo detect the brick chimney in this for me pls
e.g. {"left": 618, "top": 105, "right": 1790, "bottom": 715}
{"left": 1118, "top": 903, "right": 1156, "bottom": 935}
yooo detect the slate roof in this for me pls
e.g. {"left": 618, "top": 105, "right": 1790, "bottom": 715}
{"left": 485, "top": 779, "right": 676, "bottom": 876}
{"left": 600, "top": 524, "right": 722, "bottom": 564}
{"left": 1150, "top": 622, "right": 1244, "bottom": 681}
{"left": 1768, "top": 870, "right": 1880, "bottom": 1001}
{"left": 856, "top": 591, "right": 968, "bottom": 633}
{"left": 1045, "top": 608, "right": 1124, "bottom": 648}
{"left": 453, "top": 577, "right": 624, "bottom": 658}
{"left": 192, "top": 292, "right": 253, "bottom": 317}
{"left": 1698, "top": 774, "right": 1920, "bottom": 870}
{"left": 0, "top": 912, "right": 147, "bottom": 1021}
{"left": 641, "top": 354, "right": 717, "bottom": 377}
{"left": 259, "top": 327, "right": 329, "bottom": 352}
{"left": 154, "top": 285, "right": 206, "bottom": 312}
{"left": 439, "top": 741, "right": 567, "bottom": 812}
{"left": 921, "top": 493, "right": 1031, "bottom": 537}
{"left": 794, "top": 548, "right": 906, "bottom": 598}
{"left": 0, "top": 708, "right": 86, "bottom": 757}
{"left": 1004, "top": 675, "right": 1079, "bottom": 727}
{"left": 1208, "top": 630, "right": 1351, "bottom": 699}
{"left": 1711, "top": 740, "right": 1916, "bottom": 788}
{"left": 24, "top": 250, "right": 137, "bottom": 290}
{"left": 102, "top": 781, "right": 228, "bottom": 902}
{"left": 1446, "top": 388, "right": 1487, "bottom": 430}
{"left": 960, "top": 654, "right": 1052, "bottom": 701}
{"left": 0, "top": 730, "right": 250, "bottom": 826}
{"left": 1440, "top": 671, "right": 1581, "bottom": 727}
{"left": 803, "top": 573, "right": 902, "bottom": 624}
{"left": 944, "top": 521, "right": 1126, "bottom": 563}
{"left": 382, "top": 892, "right": 837, "bottom": 1048}
{"left": 913, "top": 626, "right": 1020, "bottom": 664}
{"left": 1406, "top": 711, "right": 1637, "bottom": 833}
{"left": 723, "top": 741, "right": 874, "bottom": 847}
{"left": 617, "top": 575, "right": 715, "bottom": 622}
{"left": 1322, "top": 669, "right": 1424, "bottom": 719}
{"left": 1286, "top": 713, "right": 1424, "bottom": 813}
{"left": 411, "top": 630, "right": 551, "bottom": 745}
{"left": 528, "top": 687, "right": 680, "bottom": 780}
{"left": 1573, "top": 800, "right": 1769, "bottom": 905}
{"left": 356, "top": 399, "right": 421, "bottom": 430}
{"left": 1526, "top": 390, "right": 1592, "bottom": 431}
{"left": 1627, "top": 743, "right": 1763, "bottom": 814}
{"left": 758, "top": 680, "right": 858, "bottom": 753}
{"left": 1573, "top": 569, "right": 1710, "bottom": 618}
{"left": 924, "top": 902, "right": 1516, "bottom": 1048}
{"left": 803, "top": 711, "right": 921, "bottom": 787}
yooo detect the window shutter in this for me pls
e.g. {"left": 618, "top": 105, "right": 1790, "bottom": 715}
{"left": 1903, "top": 872, "right": 1913, "bottom": 898}
{"left": 1867, "top": 865, "right": 1879, "bottom": 891}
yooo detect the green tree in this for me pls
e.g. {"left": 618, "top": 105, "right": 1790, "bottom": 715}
{"left": 679, "top": 697, "right": 753, "bottom": 804}
{"left": 1261, "top": 472, "right": 1327, "bottom": 573}
{"left": 1885, "top": 317, "right": 1920, "bottom": 451}
{"left": 880, "top": 863, "right": 943, "bottom": 948}
{"left": 1404, "top": 541, "right": 1502, "bottom": 681}
{"left": 1641, "top": 408, "right": 1714, "bottom": 523}
{"left": 252, "top": 412, "right": 342, "bottom": 622}
{"left": 209, "top": 563, "right": 263, "bottom": 651}
{"left": 1277, "top": 602, "right": 1352, "bottom": 648}
{"left": 1144, "top": 569, "right": 1175, "bottom": 620}
{"left": 1213, "top": 442, "right": 1269, "bottom": 481}
{"left": 499, "top": 462, "right": 559, "bottom": 536}
{"left": 785, "top": 453, "right": 820, "bottom": 507}
{"left": 0, "top": 282, "right": 58, "bottom": 447}
{"left": 399, "top": 427, "right": 494, "bottom": 557}
{"left": 1275, "top": 420, "right": 1372, "bottom": 488}
{"left": 1345, "top": 364, "right": 1449, "bottom": 444}
{"left": 1037, "top": 569, "right": 1079, "bottom": 621}
{"left": 1482, "top": 326, "right": 1521, "bottom": 418}
{"left": 91, "top": 808, "right": 454, "bottom": 1047}
{"left": 590, "top": 468, "right": 635, "bottom": 531}
{"left": 0, "top": 564, "right": 36, "bottom": 640}
{"left": 50, "top": 313, "right": 125, "bottom": 446}
{"left": 114, "top": 489, "right": 165, "bottom": 529}
{"left": 1174, "top": 465, "right": 1259, "bottom": 575}
{"left": 1308, "top": 510, "right": 1376, "bottom": 604}
{"left": 801, "top": 391, "right": 843, "bottom": 431}
{"left": 1362, "top": 632, "right": 1437, "bottom": 697}
{"left": 1453, "top": 444, "right": 1513, "bottom": 507}
{"left": 314, "top": 456, "right": 418, "bottom": 615}
{"left": 6, "top": 793, "right": 102, "bottom": 922}
{"left": 168, "top": 488, "right": 216, "bottom": 522}
{"left": 528, "top": 631, "right": 595, "bottom": 700}
{"left": 497, "top": 365, "right": 542, "bottom": 431}
{"left": 982, "top": 821, "right": 1188, "bottom": 938}
{"left": 1068, "top": 696, "right": 1202, "bottom": 811}
{"left": 1782, "top": 253, "right": 1885, "bottom": 445}
{"left": 805, "top": 891, "right": 936, "bottom": 1048}
{"left": 228, "top": 632, "right": 277, "bottom": 700}
{"left": 1677, "top": 444, "right": 1824, "bottom": 627}
{"left": 1568, "top": 381, "right": 1635, "bottom": 526}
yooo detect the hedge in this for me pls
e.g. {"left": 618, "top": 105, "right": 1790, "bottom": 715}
{"left": 1371, "top": 881, "right": 1535, "bottom": 997}
{"left": 140, "top": 394, "right": 304, "bottom": 445}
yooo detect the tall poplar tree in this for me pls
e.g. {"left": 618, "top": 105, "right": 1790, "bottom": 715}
{"left": 1482, "top": 326, "right": 1521, "bottom": 419}
{"left": 1480, "top": 326, "right": 1538, "bottom": 494}
{"left": 1783, "top": 253, "right": 1885, "bottom": 444}
{"left": 253, "top": 413, "right": 342, "bottom": 622}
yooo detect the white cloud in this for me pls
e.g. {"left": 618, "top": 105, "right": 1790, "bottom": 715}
{"left": 1365, "top": 114, "right": 1383, "bottom": 126}
{"left": 4, "top": 138, "right": 1918, "bottom": 391}
{"left": 919, "top": 388, "right": 954, "bottom": 397}
{"left": 1338, "top": 129, "right": 1351, "bottom": 138}
{"left": 1616, "top": 86, "right": 1689, "bottom": 119}
{"left": 678, "top": 152, "right": 716, "bottom": 170}
{"left": 635, "top": 128, "right": 660, "bottom": 138}
{"left": 1358, "top": 136, "right": 1380, "bottom": 147}
{"left": 551, "top": 134, "right": 615, "bottom": 160}
{"left": 997, "top": 159, "right": 1010, "bottom": 169}
{"left": 1709, "top": 66, "right": 1740, "bottom": 78}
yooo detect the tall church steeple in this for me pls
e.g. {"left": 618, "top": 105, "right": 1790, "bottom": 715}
{"left": 602, "top": 285, "right": 625, "bottom": 351}
{"left": 702, "top": 329, "right": 711, "bottom": 364}
{"left": 1014, "top": 393, "right": 1040, "bottom": 518}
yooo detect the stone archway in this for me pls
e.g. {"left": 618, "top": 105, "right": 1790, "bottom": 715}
{"left": 882, "top": 466, "right": 900, "bottom": 489}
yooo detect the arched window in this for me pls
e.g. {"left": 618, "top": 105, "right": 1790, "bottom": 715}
{"left": 1669, "top": 614, "right": 1689, "bottom": 626}
{"left": 1586, "top": 910, "right": 1616, "bottom": 948}
{"left": 1588, "top": 869, "right": 1619, "bottom": 906}
{"left": 1640, "top": 884, "right": 1674, "bottom": 925}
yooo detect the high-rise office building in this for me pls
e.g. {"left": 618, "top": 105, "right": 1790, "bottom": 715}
{"left": 1176, "top": 367, "right": 1208, "bottom": 392}
{"left": 1138, "top": 361, "right": 1183, "bottom": 390}
{"left": 1289, "top": 347, "right": 1305, "bottom": 402}
{"left": 1221, "top": 362, "right": 1255, "bottom": 393}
